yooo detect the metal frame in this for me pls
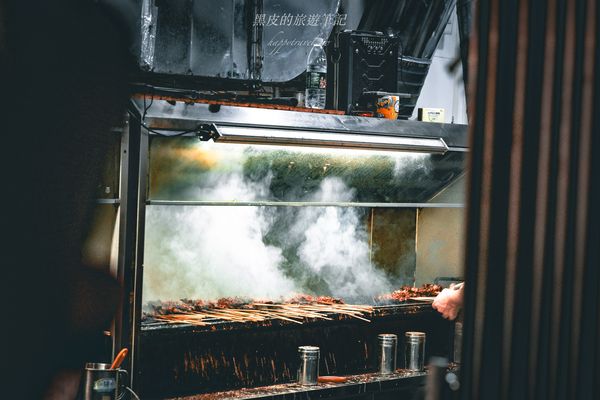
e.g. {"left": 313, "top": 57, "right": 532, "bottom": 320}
{"left": 132, "top": 123, "right": 149, "bottom": 390}
{"left": 137, "top": 99, "right": 469, "bottom": 149}
{"left": 113, "top": 112, "right": 132, "bottom": 367}
{"left": 117, "top": 99, "right": 469, "bottom": 392}
{"left": 147, "top": 200, "right": 465, "bottom": 208}
{"left": 95, "top": 199, "right": 121, "bottom": 205}
{"left": 114, "top": 101, "right": 149, "bottom": 390}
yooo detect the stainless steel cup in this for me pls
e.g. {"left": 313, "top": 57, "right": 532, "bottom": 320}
{"left": 377, "top": 334, "right": 398, "bottom": 374}
{"left": 82, "top": 362, "right": 127, "bottom": 400}
{"left": 298, "top": 346, "right": 320, "bottom": 385}
{"left": 405, "top": 331, "right": 426, "bottom": 371}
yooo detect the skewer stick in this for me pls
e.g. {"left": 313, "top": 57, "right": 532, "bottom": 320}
{"left": 218, "top": 309, "right": 266, "bottom": 321}
{"left": 254, "top": 304, "right": 331, "bottom": 319}
{"left": 155, "top": 316, "right": 207, "bottom": 326}
{"left": 290, "top": 306, "right": 371, "bottom": 322}
{"left": 265, "top": 306, "right": 325, "bottom": 321}
{"left": 335, "top": 313, "right": 372, "bottom": 322}
{"left": 153, "top": 301, "right": 375, "bottom": 325}
{"left": 331, "top": 304, "right": 374, "bottom": 312}
{"left": 267, "top": 314, "right": 304, "bottom": 324}
{"left": 251, "top": 308, "right": 305, "bottom": 324}
{"left": 277, "top": 306, "right": 333, "bottom": 320}
{"left": 202, "top": 310, "right": 249, "bottom": 322}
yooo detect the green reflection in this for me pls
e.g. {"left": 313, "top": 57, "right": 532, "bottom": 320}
{"left": 148, "top": 137, "right": 465, "bottom": 204}
{"left": 143, "top": 137, "right": 466, "bottom": 302}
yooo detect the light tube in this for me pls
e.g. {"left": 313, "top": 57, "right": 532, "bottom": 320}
{"left": 211, "top": 125, "right": 448, "bottom": 154}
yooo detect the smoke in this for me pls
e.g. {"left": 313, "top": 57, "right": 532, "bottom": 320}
{"left": 143, "top": 156, "right": 298, "bottom": 302}
{"left": 392, "top": 152, "right": 432, "bottom": 180}
{"left": 143, "top": 143, "right": 422, "bottom": 303}
{"left": 143, "top": 175, "right": 392, "bottom": 303}
{"left": 289, "top": 178, "right": 392, "bottom": 301}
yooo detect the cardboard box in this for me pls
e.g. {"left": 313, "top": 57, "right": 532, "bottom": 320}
{"left": 418, "top": 108, "right": 445, "bottom": 123}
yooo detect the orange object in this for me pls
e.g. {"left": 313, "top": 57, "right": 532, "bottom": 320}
{"left": 110, "top": 348, "right": 128, "bottom": 370}
{"left": 317, "top": 376, "right": 348, "bottom": 383}
{"left": 376, "top": 95, "right": 400, "bottom": 119}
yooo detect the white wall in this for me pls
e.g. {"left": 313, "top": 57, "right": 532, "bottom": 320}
{"left": 411, "top": 7, "right": 468, "bottom": 124}
{"left": 415, "top": 175, "right": 467, "bottom": 285}
{"left": 413, "top": 9, "right": 468, "bottom": 284}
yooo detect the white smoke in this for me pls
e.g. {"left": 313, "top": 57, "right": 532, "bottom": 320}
{"left": 291, "top": 178, "right": 392, "bottom": 300}
{"left": 392, "top": 152, "right": 431, "bottom": 179}
{"left": 143, "top": 145, "right": 422, "bottom": 303}
{"left": 143, "top": 168, "right": 299, "bottom": 302}
{"left": 143, "top": 205, "right": 300, "bottom": 302}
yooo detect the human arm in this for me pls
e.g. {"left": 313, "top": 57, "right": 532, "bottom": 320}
{"left": 432, "top": 282, "right": 464, "bottom": 320}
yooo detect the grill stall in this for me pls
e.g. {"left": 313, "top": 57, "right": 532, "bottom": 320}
{"left": 140, "top": 302, "right": 452, "bottom": 397}
{"left": 116, "top": 101, "right": 468, "bottom": 399}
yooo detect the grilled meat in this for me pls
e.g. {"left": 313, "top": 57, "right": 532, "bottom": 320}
{"left": 376, "top": 284, "right": 442, "bottom": 303}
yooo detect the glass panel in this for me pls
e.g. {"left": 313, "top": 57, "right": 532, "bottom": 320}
{"left": 143, "top": 137, "right": 466, "bottom": 304}
{"left": 148, "top": 136, "right": 466, "bottom": 204}
{"left": 143, "top": 205, "right": 420, "bottom": 303}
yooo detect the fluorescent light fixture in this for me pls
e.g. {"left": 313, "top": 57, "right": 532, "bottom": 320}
{"left": 210, "top": 125, "right": 448, "bottom": 154}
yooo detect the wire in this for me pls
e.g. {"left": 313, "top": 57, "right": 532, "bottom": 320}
{"left": 125, "top": 386, "right": 141, "bottom": 400}
{"left": 131, "top": 82, "right": 241, "bottom": 103}
{"left": 129, "top": 95, "right": 213, "bottom": 138}
{"left": 127, "top": 108, "right": 212, "bottom": 138}
{"left": 142, "top": 92, "right": 154, "bottom": 121}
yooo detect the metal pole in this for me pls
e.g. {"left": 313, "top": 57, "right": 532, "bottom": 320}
{"left": 114, "top": 101, "right": 144, "bottom": 386}
{"left": 131, "top": 123, "right": 149, "bottom": 391}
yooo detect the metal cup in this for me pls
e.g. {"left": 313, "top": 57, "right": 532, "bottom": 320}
{"left": 377, "top": 334, "right": 398, "bottom": 374}
{"left": 405, "top": 332, "right": 426, "bottom": 371}
{"left": 297, "top": 346, "right": 320, "bottom": 385}
{"left": 82, "top": 362, "right": 127, "bottom": 400}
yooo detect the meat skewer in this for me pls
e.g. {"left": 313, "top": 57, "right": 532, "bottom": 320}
{"left": 144, "top": 284, "right": 441, "bottom": 327}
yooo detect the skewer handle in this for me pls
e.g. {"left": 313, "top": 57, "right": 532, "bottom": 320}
{"left": 110, "top": 348, "right": 128, "bottom": 370}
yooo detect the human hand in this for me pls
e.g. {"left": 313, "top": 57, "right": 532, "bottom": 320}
{"left": 432, "top": 285, "right": 463, "bottom": 320}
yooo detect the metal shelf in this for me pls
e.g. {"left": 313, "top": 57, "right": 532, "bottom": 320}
{"left": 95, "top": 198, "right": 121, "bottom": 205}
{"left": 146, "top": 200, "right": 464, "bottom": 208}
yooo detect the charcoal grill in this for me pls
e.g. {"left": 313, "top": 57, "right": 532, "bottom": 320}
{"left": 138, "top": 301, "right": 452, "bottom": 398}
{"left": 114, "top": 101, "right": 468, "bottom": 398}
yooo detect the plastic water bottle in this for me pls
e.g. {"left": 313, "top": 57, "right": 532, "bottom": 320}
{"left": 305, "top": 38, "right": 327, "bottom": 109}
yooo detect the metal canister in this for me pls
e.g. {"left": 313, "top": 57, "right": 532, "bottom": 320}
{"left": 377, "top": 334, "right": 398, "bottom": 374}
{"left": 453, "top": 321, "right": 463, "bottom": 364}
{"left": 405, "top": 331, "right": 426, "bottom": 371}
{"left": 82, "top": 363, "right": 126, "bottom": 400}
{"left": 298, "top": 346, "right": 320, "bottom": 385}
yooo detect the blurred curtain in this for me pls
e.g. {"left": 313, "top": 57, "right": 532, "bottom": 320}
{"left": 461, "top": 0, "right": 599, "bottom": 399}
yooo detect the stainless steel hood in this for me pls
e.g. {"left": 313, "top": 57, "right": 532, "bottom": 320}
{"left": 132, "top": 99, "right": 468, "bottom": 205}
{"left": 135, "top": 99, "right": 469, "bottom": 151}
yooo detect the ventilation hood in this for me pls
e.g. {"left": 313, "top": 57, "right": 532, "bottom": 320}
{"left": 136, "top": 99, "right": 468, "bottom": 150}
{"left": 132, "top": 99, "right": 468, "bottom": 205}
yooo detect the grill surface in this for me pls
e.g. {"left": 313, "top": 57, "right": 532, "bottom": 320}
{"left": 142, "top": 301, "right": 432, "bottom": 332}
{"left": 138, "top": 302, "right": 453, "bottom": 398}
{"left": 166, "top": 370, "right": 428, "bottom": 400}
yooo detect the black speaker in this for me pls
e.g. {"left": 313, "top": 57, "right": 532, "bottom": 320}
{"left": 326, "top": 30, "right": 399, "bottom": 112}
